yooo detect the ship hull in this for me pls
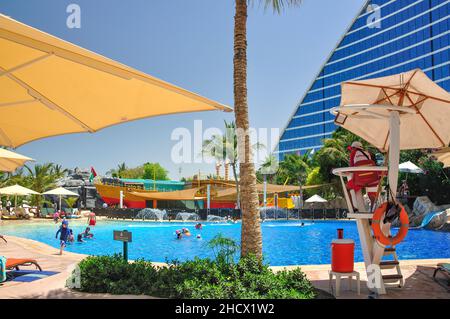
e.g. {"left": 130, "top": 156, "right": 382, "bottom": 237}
{"left": 95, "top": 183, "right": 235, "bottom": 209}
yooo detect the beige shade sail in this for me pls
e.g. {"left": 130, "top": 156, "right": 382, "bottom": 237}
{"left": 332, "top": 69, "right": 450, "bottom": 152}
{"left": 130, "top": 187, "right": 205, "bottom": 201}
{"left": 213, "top": 183, "right": 332, "bottom": 199}
{"left": 432, "top": 147, "right": 450, "bottom": 168}
{"left": 0, "top": 14, "right": 232, "bottom": 148}
{"left": 0, "top": 184, "right": 40, "bottom": 195}
{"left": 0, "top": 148, "right": 33, "bottom": 172}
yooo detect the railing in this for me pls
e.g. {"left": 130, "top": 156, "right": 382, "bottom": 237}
{"left": 93, "top": 207, "right": 350, "bottom": 220}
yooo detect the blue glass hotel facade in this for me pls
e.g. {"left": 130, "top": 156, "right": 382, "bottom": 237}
{"left": 276, "top": 0, "right": 449, "bottom": 158}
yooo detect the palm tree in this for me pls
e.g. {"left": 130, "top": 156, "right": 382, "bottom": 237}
{"left": 233, "top": 0, "right": 302, "bottom": 257}
{"left": 259, "top": 154, "right": 279, "bottom": 184}
{"left": 24, "top": 163, "right": 59, "bottom": 210}
{"left": 202, "top": 121, "right": 263, "bottom": 208}
{"left": 51, "top": 164, "right": 67, "bottom": 179}
{"left": 277, "top": 152, "right": 312, "bottom": 185}
{"left": 107, "top": 162, "right": 127, "bottom": 178}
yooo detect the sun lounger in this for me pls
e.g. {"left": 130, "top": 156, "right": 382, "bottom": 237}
{"left": 1, "top": 214, "right": 20, "bottom": 220}
{"left": 5, "top": 258, "right": 42, "bottom": 271}
{"left": 433, "top": 263, "right": 450, "bottom": 291}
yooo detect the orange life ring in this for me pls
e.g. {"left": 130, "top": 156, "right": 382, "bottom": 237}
{"left": 372, "top": 202, "right": 409, "bottom": 246}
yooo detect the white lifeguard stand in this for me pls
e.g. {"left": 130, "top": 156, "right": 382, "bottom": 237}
{"left": 333, "top": 166, "right": 402, "bottom": 295}
{"left": 329, "top": 70, "right": 450, "bottom": 294}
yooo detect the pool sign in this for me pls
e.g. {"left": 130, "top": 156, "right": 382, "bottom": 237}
{"left": 113, "top": 230, "right": 132, "bottom": 242}
{"left": 113, "top": 230, "right": 132, "bottom": 261}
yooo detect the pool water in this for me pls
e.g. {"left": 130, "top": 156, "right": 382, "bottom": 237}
{"left": 1, "top": 220, "right": 449, "bottom": 266}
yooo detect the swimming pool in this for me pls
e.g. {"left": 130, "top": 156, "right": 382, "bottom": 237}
{"left": 1, "top": 220, "right": 449, "bottom": 266}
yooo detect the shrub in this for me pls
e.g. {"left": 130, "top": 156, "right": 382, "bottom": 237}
{"left": 74, "top": 237, "right": 316, "bottom": 299}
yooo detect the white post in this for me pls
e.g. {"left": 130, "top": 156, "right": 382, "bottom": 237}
{"left": 119, "top": 190, "right": 124, "bottom": 208}
{"left": 59, "top": 195, "right": 62, "bottom": 212}
{"left": 389, "top": 111, "right": 400, "bottom": 198}
{"left": 206, "top": 184, "right": 210, "bottom": 210}
{"left": 274, "top": 193, "right": 278, "bottom": 209}
{"left": 263, "top": 176, "right": 267, "bottom": 208}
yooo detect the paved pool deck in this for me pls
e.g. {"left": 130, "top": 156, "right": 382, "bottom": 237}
{"left": 0, "top": 228, "right": 449, "bottom": 299}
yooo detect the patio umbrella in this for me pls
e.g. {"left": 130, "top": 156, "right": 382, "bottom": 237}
{"left": 0, "top": 184, "right": 40, "bottom": 207}
{"left": 42, "top": 187, "right": 79, "bottom": 211}
{"left": 305, "top": 194, "right": 327, "bottom": 219}
{"left": 305, "top": 194, "right": 328, "bottom": 203}
{"left": 0, "top": 14, "right": 232, "bottom": 148}
{"left": 332, "top": 69, "right": 450, "bottom": 196}
{"left": 0, "top": 148, "right": 34, "bottom": 172}
{"left": 432, "top": 147, "right": 450, "bottom": 168}
{"left": 399, "top": 161, "right": 423, "bottom": 174}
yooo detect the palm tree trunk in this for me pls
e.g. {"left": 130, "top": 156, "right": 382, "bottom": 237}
{"left": 234, "top": 0, "right": 262, "bottom": 258}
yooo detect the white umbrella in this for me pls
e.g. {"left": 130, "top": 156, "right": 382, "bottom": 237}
{"left": 0, "top": 184, "right": 40, "bottom": 207}
{"left": 43, "top": 187, "right": 79, "bottom": 211}
{"left": 0, "top": 148, "right": 34, "bottom": 172}
{"left": 332, "top": 69, "right": 450, "bottom": 197}
{"left": 305, "top": 194, "right": 328, "bottom": 203}
{"left": 305, "top": 194, "right": 327, "bottom": 219}
{"left": 399, "top": 161, "right": 423, "bottom": 174}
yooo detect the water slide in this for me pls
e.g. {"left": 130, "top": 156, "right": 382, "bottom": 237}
{"left": 413, "top": 211, "right": 445, "bottom": 229}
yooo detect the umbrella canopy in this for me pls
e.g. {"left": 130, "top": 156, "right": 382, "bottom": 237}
{"left": 43, "top": 187, "right": 79, "bottom": 211}
{"left": 0, "top": 14, "right": 232, "bottom": 148}
{"left": 332, "top": 69, "right": 450, "bottom": 196}
{"left": 399, "top": 161, "right": 423, "bottom": 174}
{"left": 332, "top": 69, "right": 450, "bottom": 152}
{"left": 432, "top": 147, "right": 450, "bottom": 168}
{"left": 305, "top": 194, "right": 327, "bottom": 203}
{"left": 0, "top": 184, "right": 40, "bottom": 195}
{"left": 0, "top": 148, "right": 33, "bottom": 172}
{"left": 42, "top": 187, "right": 79, "bottom": 197}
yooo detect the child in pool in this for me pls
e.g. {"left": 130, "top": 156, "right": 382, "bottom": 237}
{"left": 83, "top": 227, "right": 94, "bottom": 238}
{"left": 68, "top": 229, "right": 74, "bottom": 243}
{"left": 77, "top": 234, "right": 84, "bottom": 242}
{"left": 55, "top": 220, "right": 70, "bottom": 255}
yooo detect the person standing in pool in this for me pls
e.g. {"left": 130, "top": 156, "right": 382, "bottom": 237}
{"left": 87, "top": 212, "right": 96, "bottom": 226}
{"left": 55, "top": 220, "right": 70, "bottom": 255}
{"left": 83, "top": 227, "right": 94, "bottom": 238}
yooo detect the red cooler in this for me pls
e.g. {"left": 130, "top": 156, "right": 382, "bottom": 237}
{"left": 331, "top": 239, "right": 354, "bottom": 273}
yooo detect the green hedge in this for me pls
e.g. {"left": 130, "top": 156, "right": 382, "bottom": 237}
{"left": 75, "top": 254, "right": 316, "bottom": 299}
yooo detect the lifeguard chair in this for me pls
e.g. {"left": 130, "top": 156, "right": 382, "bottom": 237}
{"left": 329, "top": 70, "right": 450, "bottom": 295}
{"left": 333, "top": 166, "right": 403, "bottom": 295}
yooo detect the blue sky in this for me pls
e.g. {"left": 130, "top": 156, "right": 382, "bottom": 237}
{"left": 0, "top": 0, "right": 365, "bottom": 179}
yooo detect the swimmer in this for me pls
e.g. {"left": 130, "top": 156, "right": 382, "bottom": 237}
{"left": 300, "top": 222, "right": 305, "bottom": 227}
{"left": 83, "top": 227, "right": 94, "bottom": 238}
{"left": 195, "top": 223, "right": 202, "bottom": 230}
{"left": 53, "top": 211, "right": 60, "bottom": 223}
{"left": 196, "top": 234, "right": 201, "bottom": 239}
{"left": 175, "top": 230, "right": 182, "bottom": 239}
{"left": 77, "top": 234, "right": 84, "bottom": 242}
{"left": 68, "top": 229, "right": 74, "bottom": 243}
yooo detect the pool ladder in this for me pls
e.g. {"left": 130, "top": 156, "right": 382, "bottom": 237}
{"left": 380, "top": 247, "right": 404, "bottom": 288}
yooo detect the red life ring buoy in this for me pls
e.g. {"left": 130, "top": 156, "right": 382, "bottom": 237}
{"left": 372, "top": 202, "right": 409, "bottom": 246}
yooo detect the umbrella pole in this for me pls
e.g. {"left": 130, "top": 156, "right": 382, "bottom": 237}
{"left": 59, "top": 195, "right": 62, "bottom": 212}
{"left": 388, "top": 111, "right": 400, "bottom": 199}
{"left": 370, "top": 110, "right": 401, "bottom": 295}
